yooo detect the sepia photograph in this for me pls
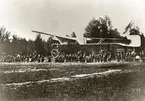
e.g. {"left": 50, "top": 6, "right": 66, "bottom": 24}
{"left": 0, "top": 0, "right": 145, "bottom": 101}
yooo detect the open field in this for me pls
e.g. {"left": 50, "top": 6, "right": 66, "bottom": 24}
{"left": 0, "top": 62, "right": 145, "bottom": 101}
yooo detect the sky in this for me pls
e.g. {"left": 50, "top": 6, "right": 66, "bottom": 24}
{"left": 0, "top": 0, "right": 145, "bottom": 43}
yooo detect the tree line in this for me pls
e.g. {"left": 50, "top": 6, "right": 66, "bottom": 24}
{"left": 0, "top": 15, "right": 144, "bottom": 56}
{"left": 0, "top": 27, "right": 77, "bottom": 56}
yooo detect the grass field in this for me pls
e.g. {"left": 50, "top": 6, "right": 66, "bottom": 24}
{"left": 0, "top": 62, "right": 145, "bottom": 101}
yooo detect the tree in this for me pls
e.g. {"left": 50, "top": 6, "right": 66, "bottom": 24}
{"left": 34, "top": 34, "right": 47, "bottom": 55}
{"left": 84, "top": 16, "right": 129, "bottom": 38}
{"left": 19, "top": 38, "right": 28, "bottom": 55}
{"left": 4, "top": 31, "right": 11, "bottom": 42}
{"left": 26, "top": 39, "right": 35, "bottom": 54}
{"left": 109, "top": 28, "right": 121, "bottom": 38}
{"left": 12, "top": 35, "right": 19, "bottom": 44}
{"left": 46, "top": 37, "right": 53, "bottom": 55}
{"left": 0, "top": 27, "right": 7, "bottom": 42}
{"left": 84, "top": 16, "right": 119, "bottom": 38}
{"left": 84, "top": 17, "right": 101, "bottom": 38}
{"left": 130, "top": 26, "right": 140, "bottom": 35}
{"left": 71, "top": 32, "right": 77, "bottom": 38}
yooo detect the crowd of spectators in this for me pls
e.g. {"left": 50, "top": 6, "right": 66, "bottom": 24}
{"left": 0, "top": 52, "right": 50, "bottom": 63}
{"left": 0, "top": 49, "right": 144, "bottom": 63}
{"left": 55, "top": 50, "right": 144, "bottom": 63}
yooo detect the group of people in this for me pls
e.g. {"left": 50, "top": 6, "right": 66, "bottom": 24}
{"left": 55, "top": 50, "right": 144, "bottom": 63}
{"left": 116, "top": 50, "right": 144, "bottom": 62}
{"left": 55, "top": 51, "right": 112, "bottom": 63}
{"left": 0, "top": 49, "right": 144, "bottom": 63}
{"left": 0, "top": 52, "right": 50, "bottom": 63}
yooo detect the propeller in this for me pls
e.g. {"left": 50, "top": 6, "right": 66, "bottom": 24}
{"left": 123, "top": 21, "right": 134, "bottom": 34}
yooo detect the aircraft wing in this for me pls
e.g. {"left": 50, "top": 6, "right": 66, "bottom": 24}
{"left": 32, "top": 30, "right": 79, "bottom": 44}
